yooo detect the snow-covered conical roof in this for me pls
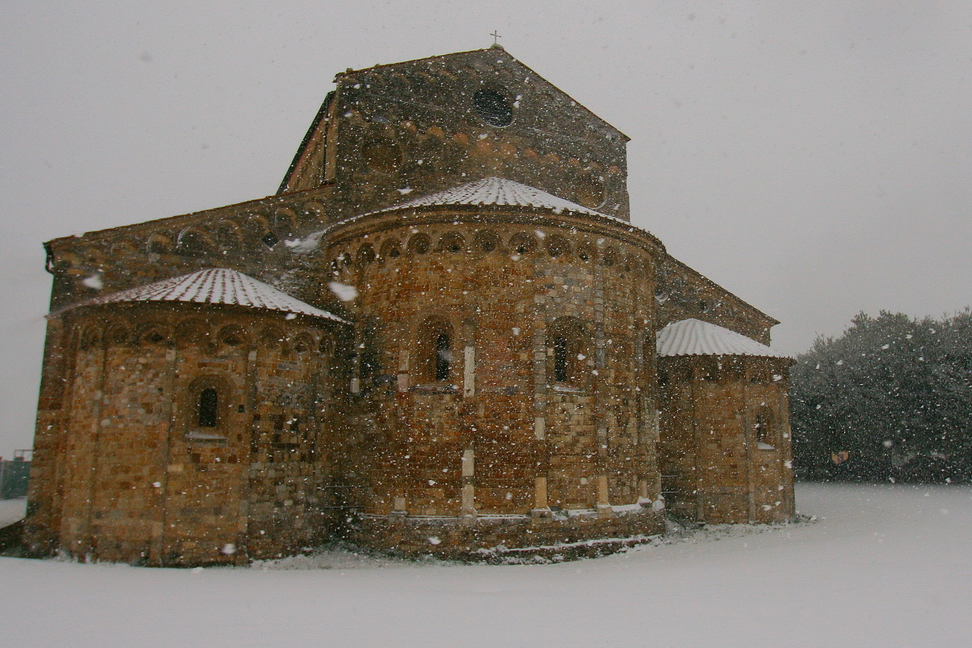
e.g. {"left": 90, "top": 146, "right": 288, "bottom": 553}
{"left": 375, "top": 176, "right": 611, "bottom": 219}
{"left": 656, "top": 318, "right": 787, "bottom": 358}
{"left": 69, "top": 268, "right": 345, "bottom": 322}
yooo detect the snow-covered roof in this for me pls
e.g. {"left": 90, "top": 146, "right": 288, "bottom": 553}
{"left": 656, "top": 318, "right": 788, "bottom": 358}
{"left": 73, "top": 268, "right": 345, "bottom": 322}
{"left": 286, "top": 176, "right": 630, "bottom": 254}
{"left": 376, "top": 176, "right": 610, "bottom": 219}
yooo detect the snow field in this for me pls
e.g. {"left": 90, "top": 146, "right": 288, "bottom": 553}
{"left": 1, "top": 483, "right": 970, "bottom": 647}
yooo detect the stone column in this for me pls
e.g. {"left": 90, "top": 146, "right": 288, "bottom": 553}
{"left": 460, "top": 447, "right": 476, "bottom": 519}
{"left": 532, "top": 476, "right": 550, "bottom": 516}
{"left": 597, "top": 474, "right": 612, "bottom": 519}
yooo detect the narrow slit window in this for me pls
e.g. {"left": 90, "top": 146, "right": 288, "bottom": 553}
{"left": 198, "top": 388, "right": 218, "bottom": 428}
{"left": 547, "top": 317, "right": 588, "bottom": 387}
{"left": 554, "top": 336, "right": 569, "bottom": 383}
{"left": 435, "top": 332, "right": 451, "bottom": 381}
{"left": 755, "top": 407, "right": 775, "bottom": 445}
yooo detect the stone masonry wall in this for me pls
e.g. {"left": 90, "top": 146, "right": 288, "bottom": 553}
{"left": 281, "top": 48, "right": 631, "bottom": 222}
{"left": 655, "top": 255, "right": 778, "bottom": 345}
{"left": 314, "top": 205, "right": 664, "bottom": 543}
{"left": 657, "top": 356, "right": 795, "bottom": 524}
{"left": 25, "top": 302, "right": 348, "bottom": 565}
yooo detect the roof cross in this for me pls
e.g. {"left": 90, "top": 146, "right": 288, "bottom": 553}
{"left": 490, "top": 30, "right": 502, "bottom": 46}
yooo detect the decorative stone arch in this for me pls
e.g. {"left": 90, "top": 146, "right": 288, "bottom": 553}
{"left": 547, "top": 316, "right": 591, "bottom": 388}
{"left": 78, "top": 324, "right": 103, "bottom": 351}
{"left": 302, "top": 201, "right": 325, "bottom": 222}
{"left": 600, "top": 245, "right": 618, "bottom": 267}
{"left": 415, "top": 315, "right": 456, "bottom": 384}
{"left": 379, "top": 237, "right": 402, "bottom": 261}
{"left": 246, "top": 214, "right": 277, "bottom": 248}
{"left": 436, "top": 231, "right": 465, "bottom": 254}
{"left": 176, "top": 228, "right": 215, "bottom": 258}
{"left": 245, "top": 213, "right": 271, "bottom": 236}
{"left": 146, "top": 233, "right": 172, "bottom": 255}
{"left": 174, "top": 317, "right": 210, "bottom": 349}
{"left": 356, "top": 243, "right": 376, "bottom": 266}
{"left": 507, "top": 232, "right": 537, "bottom": 256}
{"left": 545, "top": 234, "right": 570, "bottom": 258}
{"left": 291, "top": 331, "right": 316, "bottom": 355}
{"left": 213, "top": 220, "right": 243, "bottom": 250}
{"left": 110, "top": 241, "right": 139, "bottom": 257}
{"left": 259, "top": 325, "right": 286, "bottom": 350}
{"left": 407, "top": 232, "right": 431, "bottom": 255}
{"left": 217, "top": 324, "right": 250, "bottom": 349}
{"left": 105, "top": 320, "right": 133, "bottom": 346}
{"left": 335, "top": 250, "right": 353, "bottom": 269}
{"left": 274, "top": 207, "right": 298, "bottom": 238}
{"left": 473, "top": 229, "right": 500, "bottom": 254}
{"left": 327, "top": 257, "right": 341, "bottom": 276}
{"left": 318, "top": 332, "right": 336, "bottom": 357}
{"left": 576, "top": 241, "right": 597, "bottom": 263}
{"left": 138, "top": 323, "right": 171, "bottom": 347}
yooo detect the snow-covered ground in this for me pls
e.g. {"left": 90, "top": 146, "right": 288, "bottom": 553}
{"left": 1, "top": 483, "right": 970, "bottom": 647}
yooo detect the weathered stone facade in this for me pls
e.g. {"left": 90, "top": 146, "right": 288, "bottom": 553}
{"left": 658, "top": 355, "right": 795, "bottom": 524}
{"left": 25, "top": 47, "right": 794, "bottom": 565}
{"left": 29, "top": 299, "right": 350, "bottom": 565}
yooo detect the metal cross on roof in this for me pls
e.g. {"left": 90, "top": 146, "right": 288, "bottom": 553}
{"left": 490, "top": 30, "right": 501, "bottom": 46}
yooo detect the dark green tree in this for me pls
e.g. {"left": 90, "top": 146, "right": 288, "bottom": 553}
{"left": 791, "top": 310, "right": 972, "bottom": 482}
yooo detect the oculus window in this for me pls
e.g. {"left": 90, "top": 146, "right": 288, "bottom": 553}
{"left": 474, "top": 88, "right": 513, "bottom": 127}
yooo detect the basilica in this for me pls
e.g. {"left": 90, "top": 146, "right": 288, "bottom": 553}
{"left": 24, "top": 47, "right": 794, "bottom": 565}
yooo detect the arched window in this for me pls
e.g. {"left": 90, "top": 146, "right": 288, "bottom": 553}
{"left": 186, "top": 375, "right": 236, "bottom": 441}
{"left": 198, "top": 388, "right": 218, "bottom": 428}
{"left": 755, "top": 407, "right": 775, "bottom": 446}
{"left": 547, "top": 317, "right": 589, "bottom": 387}
{"left": 417, "top": 316, "right": 454, "bottom": 383}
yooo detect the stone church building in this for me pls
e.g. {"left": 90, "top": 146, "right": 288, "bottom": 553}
{"left": 24, "top": 47, "right": 794, "bottom": 565}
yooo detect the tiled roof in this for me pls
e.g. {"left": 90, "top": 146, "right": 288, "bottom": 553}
{"left": 76, "top": 268, "right": 345, "bottom": 322}
{"left": 656, "top": 318, "right": 788, "bottom": 358}
{"left": 378, "top": 176, "right": 610, "bottom": 218}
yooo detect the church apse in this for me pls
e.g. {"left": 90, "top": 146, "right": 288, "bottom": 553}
{"left": 25, "top": 47, "right": 793, "bottom": 564}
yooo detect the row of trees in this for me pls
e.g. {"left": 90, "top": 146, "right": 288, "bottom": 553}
{"left": 791, "top": 310, "right": 972, "bottom": 482}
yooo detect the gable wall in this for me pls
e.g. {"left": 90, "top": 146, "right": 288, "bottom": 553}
{"left": 281, "top": 49, "right": 631, "bottom": 222}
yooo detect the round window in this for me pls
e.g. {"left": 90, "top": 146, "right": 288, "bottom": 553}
{"left": 474, "top": 88, "right": 513, "bottom": 127}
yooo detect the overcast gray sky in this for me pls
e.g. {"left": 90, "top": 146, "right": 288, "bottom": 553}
{"left": 2, "top": 1, "right": 970, "bottom": 456}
